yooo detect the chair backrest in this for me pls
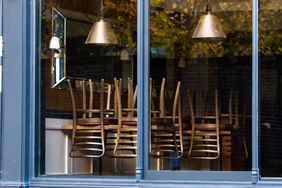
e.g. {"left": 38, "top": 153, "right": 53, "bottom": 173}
{"left": 68, "top": 79, "right": 105, "bottom": 117}
{"left": 224, "top": 89, "right": 239, "bottom": 129}
{"left": 150, "top": 78, "right": 157, "bottom": 118}
{"left": 113, "top": 78, "right": 122, "bottom": 119}
{"left": 67, "top": 78, "right": 106, "bottom": 158}
{"left": 127, "top": 78, "right": 137, "bottom": 117}
{"left": 112, "top": 78, "right": 138, "bottom": 158}
{"left": 151, "top": 78, "right": 182, "bottom": 124}
{"left": 114, "top": 78, "right": 137, "bottom": 119}
{"left": 172, "top": 81, "right": 182, "bottom": 125}
{"left": 187, "top": 89, "right": 195, "bottom": 125}
{"left": 159, "top": 78, "right": 166, "bottom": 117}
{"left": 187, "top": 89, "right": 220, "bottom": 125}
{"left": 114, "top": 78, "right": 122, "bottom": 127}
{"left": 228, "top": 89, "right": 234, "bottom": 125}
{"left": 187, "top": 89, "right": 220, "bottom": 160}
{"left": 150, "top": 80, "right": 183, "bottom": 159}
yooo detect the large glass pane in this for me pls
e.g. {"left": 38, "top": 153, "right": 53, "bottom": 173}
{"left": 260, "top": 0, "right": 282, "bottom": 177}
{"left": 149, "top": 0, "right": 252, "bottom": 171}
{"left": 39, "top": 0, "right": 137, "bottom": 176}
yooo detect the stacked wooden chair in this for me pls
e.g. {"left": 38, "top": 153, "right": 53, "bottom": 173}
{"left": 150, "top": 78, "right": 183, "bottom": 159}
{"left": 187, "top": 89, "right": 220, "bottom": 160}
{"left": 67, "top": 79, "right": 106, "bottom": 158}
{"left": 218, "top": 90, "right": 237, "bottom": 159}
{"left": 113, "top": 78, "right": 138, "bottom": 157}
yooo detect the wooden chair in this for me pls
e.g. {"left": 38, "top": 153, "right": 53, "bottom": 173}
{"left": 216, "top": 89, "right": 236, "bottom": 162}
{"left": 219, "top": 90, "right": 238, "bottom": 129}
{"left": 187, "top": 89, "right": 220, "bottom": 160}
{"left": 113, "top": 78, "right": 138, "bottom": 158}
{"left": 222, "top": 90, "right": 249, "bottom": 163}
{"left": 104, "top": 78, "right": 122, "bottom": 156}
{"left": 233, "top": 92, "right": 249, "bottom": 160}
{"left": 67, "top": 79, "right": 106, "bottom": 158}
{"left": 150, "top": 78, "right": 183, "bottom": 159}
{"left": 241, "top": 93, "right": 249, "bottom": 159}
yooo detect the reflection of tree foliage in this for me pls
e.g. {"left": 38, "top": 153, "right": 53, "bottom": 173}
{"left": 106, "top": 0, "right": 282, "bottom": 58}
{"left": 41, "top": 0, "right": 282, "bottom": 58}
{"left": 260, "top": 10, "right": 282, "bottom": 56}
{"left": 150, "top": 0, "right": 195, "bottom": 58}
{"left": 105, "top": 0, "right": 137, "bottom": 50}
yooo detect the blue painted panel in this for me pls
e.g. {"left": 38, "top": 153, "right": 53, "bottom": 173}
{"left": 1, "top": 0, "right": 24, "bottom": 183}
{"left": 0, "top": 0, "right": 3, "bottom": 181}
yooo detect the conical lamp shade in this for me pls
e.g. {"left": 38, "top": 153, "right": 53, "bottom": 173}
{"left": 192, "top": 12, "right": 226, "bottom": 39}
{"left": 85, "top": 19, "right": 118, "bottom": 44}
{"left": 49, "top": 36, "right": 61, "bottom": 49}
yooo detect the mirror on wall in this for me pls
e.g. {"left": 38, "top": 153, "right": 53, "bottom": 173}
{"left": 50, "top": 7, "right": 122, "bottom": 88}
{"left": 51, "top": 8, "right": 66, "bottom": 88}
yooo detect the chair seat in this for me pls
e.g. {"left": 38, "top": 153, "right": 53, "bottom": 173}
{"left": 122, "top": 121, "right": 138, "bottom": 125}
{"left": 122, "top": 116, "right": 138, "bottom": 122}
{"left": 194, "top": 123, "right": 217, "bottom": 130}
{"left": 151, "top": 117, "right": 163, "bottom": 124}
{"left": 219, "top": 123, "right": 233, "bottom": 130}
{"left": 77, "top": 118, "right": 102, "bottom": 125}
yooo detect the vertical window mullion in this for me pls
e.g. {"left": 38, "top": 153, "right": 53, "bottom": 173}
{"left": 252, "top": 0, "right": 259, "bottom": 183}
{"left": 136, "top": 0, "right": 150, "bottom": 181}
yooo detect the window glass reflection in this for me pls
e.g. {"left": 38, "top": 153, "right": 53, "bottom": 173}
{"left": 260, "top": 0, "right": 282, "bottom": 177}
{"left": 149, "top": 0, "right": 252, "bottom": 171}
{"left": 40, "top": 0, "right": 137, "bottom": 176}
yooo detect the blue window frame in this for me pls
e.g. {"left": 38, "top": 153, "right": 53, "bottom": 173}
{"left": 0, "top": 0, "right": 3, "bottom": 180}
{"left": 1, "top": 0, "right": 279, "bottom": 187}
{"left": 141, "top": 0, "right": 258, "bottom": 182}
{"left": 251, "top": 0, "right": 259, "bottom": 183}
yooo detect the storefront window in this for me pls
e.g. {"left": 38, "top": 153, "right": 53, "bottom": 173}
{"left": 149, "top": 0, "right": 252, "bottom": 171}
{"left": 40, "top": 0, "right": 137, "bottom": 176}
{"left": 38, "top": 0, "right": 253, "bottom": 179}
{"left": 7, "top": 0, "right": 282, "bottom": 185}
{"left": 260, "top": 0, "right": 282, "bottom": 177}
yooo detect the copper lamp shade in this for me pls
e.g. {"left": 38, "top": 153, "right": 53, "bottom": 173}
{"left": 85, "top": 19, "right": 118, "bottom": 45}
{"left": 192, "top": 12, "right": 226, "bottom": 39}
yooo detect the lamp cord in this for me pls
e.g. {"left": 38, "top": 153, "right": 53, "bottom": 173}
{"left": 85, "top": 13, "right": 94, "bottom": 23}
{"left": 100, "top": 0, "right": 104, "bottom": 19}
{"left": 206, "top": 0, "right": 212, "bottom": 13}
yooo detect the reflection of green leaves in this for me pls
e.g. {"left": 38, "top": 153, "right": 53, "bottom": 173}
{"left": 150, "top": 1, "right": 195, "bottom": 58}
{"left": 105, "top": 0, "right": 137, "bottom": 48}
{"left": 41, "top": 0, "right": 282, "bottom": 59}
{"left": 259, "top": 9, "right": 282, "bottom": 56}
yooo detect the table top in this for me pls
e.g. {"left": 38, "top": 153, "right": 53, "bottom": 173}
{"left": 61, "top": 124, "right": 232, "bottom": 135}
{"left": 61, "top": 124, "right": 119, "bottom": 130}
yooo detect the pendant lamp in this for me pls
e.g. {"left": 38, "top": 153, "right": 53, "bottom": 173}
{"left": 120, "top": 49, "right": 130, "bottom": 61}
{"left": 192, "top": 0, "right": 226, "bottom": 39}
{"left": 85, "top": 0, "right": 118, "bottom": 44}
{"left": 177, "top": 57, "right": 186, "bottom": 68}
{"left": 49, "top": 35, "right": 61, "bottom": 50}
